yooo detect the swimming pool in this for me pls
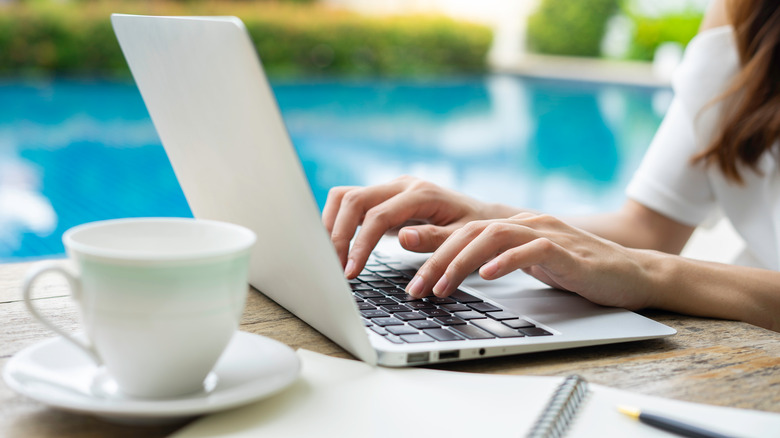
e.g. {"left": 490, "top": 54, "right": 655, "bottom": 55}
{"left": 0, "top": 75, "right": 669, "bottom": 262}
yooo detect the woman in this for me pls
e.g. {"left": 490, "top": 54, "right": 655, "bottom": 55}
{"left": 322, "top": 0, "right": 780, "bottom": 331}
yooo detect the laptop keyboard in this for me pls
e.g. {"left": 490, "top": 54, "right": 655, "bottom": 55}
{"left": 353, "top": 259, "right": 553, "bottom": 344}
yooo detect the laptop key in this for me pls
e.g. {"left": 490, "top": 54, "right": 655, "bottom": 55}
{"left": 519, "top": 327, "right": 553, "bottom": 337}
{"left": 379, "top": 287, "right": 407, "bottom": 296}
{"left": 419, "top": 308, "right": 451, "bottom": 318}
{"left": 358, "top": 274, "right": 384, "bottom": 282}
{"left": 449, "top": 324, "right": 494, "bottom": 340}
{"left": 502, "top": 318, "right": 535, "bottom": 329}
{"left": 471, "top": 319, "right": 524, "bottom": 338}
{"left": 426, "top": 296, "right": 456, "bottom": 305}
{"left": 391, "top": 294, "right": 423, "bottom": 303}
{"left": 361, "top": 309, "right": 390, "bottom": 319}
{"left": 432, "top": 316, "right": 467, "bottom": 326}
{"left": 468, "top": 302, "right": 502, "bottom": 313}
{"left": 370, "top": 326, "right": 388, "bottom": 336}
{"left": 386, "top": 325, "right": 420, "bottom": 335}
{"left": 449, "top": 290, "right": 483, "bottom": 303}
{"left": 354, "top": 290, "right": 383, "bottom": 299}
{"left": 385, "top": 334, "right": 405, "bottom": 344}
{"left": 424, "top": 328, "right": 464, "bottom": 341}
{"left": 440, "top": 303, "right": 470, "bottom": 312}
{"left": 486, "top": 311, "right": 520, "bottom": 321}
{"left": 373, "top": 317, "right": 405, "bottom": 326}
{"left": 392, "top": 279, "right": 411, "bottom": 288}
{"left": 367, "top": 280, "right": 397, "bottom": 289}
{"left": 406, "top": 301, "right": 436, "bottom": 310}
{"left": 396, "top": 268, "right": 417, "bottom": 278}
{"left": 453, "top": 311, "right": 488, "bottom": 320}
{"left": 380, "top": 304, "right": 413, "bottom": 313}
{"left": 367, "top": 297, "right": 397, "bottom": 306}
{"left": 400, "top": 333, "right": 435, "bottom": 343}
{"left": 395, "top": 311, "right": 426, "bottom": 321}
{"left": 357, "top": 302, "right": 376, "bottom": 311}
{"left": 409, "top": 319, "right": 441, "bottom": 330}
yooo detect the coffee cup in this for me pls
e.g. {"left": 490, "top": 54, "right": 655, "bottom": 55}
{"left": 22, "top": 217, "right": 256, "bottom": 399}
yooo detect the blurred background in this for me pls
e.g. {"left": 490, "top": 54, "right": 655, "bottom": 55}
{"left": 0, "top": 0, "right": 709, "bottom": 262}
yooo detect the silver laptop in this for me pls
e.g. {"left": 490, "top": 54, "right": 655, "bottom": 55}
{"left": 111, "top": 14, "right": 676, "bottom": 367}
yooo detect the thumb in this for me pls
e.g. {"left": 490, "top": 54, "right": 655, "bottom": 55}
{"left": 399, "top": 224, "right": 459, "bottom": 252}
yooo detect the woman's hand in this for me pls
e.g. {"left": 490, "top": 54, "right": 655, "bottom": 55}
{"left": 322, "top": 175, "right": 520, "bottom": 278}
{"left": 407, "top": 212, "right": 659, "bottom": 311}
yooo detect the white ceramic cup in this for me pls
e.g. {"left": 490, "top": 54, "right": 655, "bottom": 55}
{"left": 22, "top": 218, "right": 256, "bottom": 399}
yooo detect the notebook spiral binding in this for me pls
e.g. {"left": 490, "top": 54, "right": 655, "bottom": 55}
{"left": 526, "top": 375, "right": 589, "bottom": 438}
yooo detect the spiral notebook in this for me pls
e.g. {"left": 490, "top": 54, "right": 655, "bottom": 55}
{"left": 173, "top": 350, "right": 779, "bottom": 438}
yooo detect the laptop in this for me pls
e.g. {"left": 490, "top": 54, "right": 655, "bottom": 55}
{"left": 111, "top": 14, "right": 676, "bottom": 367}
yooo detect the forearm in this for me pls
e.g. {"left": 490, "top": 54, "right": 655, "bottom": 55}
{"left": 637, "top": 250, "right": 780, "bottom": 331}
{"left": 562, "top": 201, "right": 695, "bottom": 254}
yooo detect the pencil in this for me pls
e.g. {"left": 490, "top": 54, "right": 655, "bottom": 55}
{"left": 617, "top": 406, "right": 736, "bottom": 438}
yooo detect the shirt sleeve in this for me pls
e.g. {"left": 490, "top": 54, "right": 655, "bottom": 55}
{"left": 626, "top": 26, "right": 738, "bottom": 227}
{"left": 625, "top": 98, "right": 716, "bottom": 226}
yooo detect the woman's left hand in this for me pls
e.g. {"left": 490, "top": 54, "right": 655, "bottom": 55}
{"left": 405, "top": 212, "right": 658, "bottom": 310}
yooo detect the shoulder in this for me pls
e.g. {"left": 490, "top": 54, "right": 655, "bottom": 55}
{"left": 699, "top": 0, "right": 731, "bottom": 31}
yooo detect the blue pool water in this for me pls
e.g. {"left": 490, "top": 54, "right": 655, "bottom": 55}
{"left": 0, "top": 75, "right": 669, "bottom": 262}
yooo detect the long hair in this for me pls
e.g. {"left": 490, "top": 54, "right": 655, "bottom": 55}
{"left": 692, "top": 0, "right": 780, "bottom": 183}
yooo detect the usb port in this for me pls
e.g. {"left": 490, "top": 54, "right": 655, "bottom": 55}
{"left": 407, "top": 352, "right": 430, "bottom": 364}
{"left": 438, "top": 350, "right": 459, "bottom": 360}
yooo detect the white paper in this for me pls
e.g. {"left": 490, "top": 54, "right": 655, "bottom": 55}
{"left": 173, "top": 350, "right": 780, "bottom": 438}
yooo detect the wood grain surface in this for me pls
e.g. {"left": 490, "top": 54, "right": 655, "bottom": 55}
{"left": 2, "top": 260, "right": 779, "bottom": 438}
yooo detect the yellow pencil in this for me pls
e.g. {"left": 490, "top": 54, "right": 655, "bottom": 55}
{"left": 617, "top": 406, "right": 735, "bottom": 438}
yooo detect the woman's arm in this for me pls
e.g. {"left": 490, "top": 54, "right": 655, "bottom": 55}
{"left": 647, "top": 253, "right": 780, "bottom": 331}
{"left": 403, "top": 213, "right": 780, "bottom": 332}
{"left": 563, "top": 200, "right": 695, "bottom": 254}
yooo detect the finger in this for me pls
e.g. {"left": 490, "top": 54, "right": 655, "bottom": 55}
{"left": 399, "top": 223, "right": 461, "bottom": 252}
{"left": 479, "top": 237, "right": 571, "bottom": 287}
{"left": 523, "top": 266, "right": 566, "bottom": 290}
{"left": 432, "top": 222, "right": 537, "bottom": 297}
{"left": 407, "top": 220, "right": 495, "bottom": 298}
{"left": 322, "top": 186, "right": 357, "bottom": 233}
{"left": 330, "top": 184, "right": 403, "bottom": 271}
{"left": 347, "top": 189, "right": 438, "bottom": 277}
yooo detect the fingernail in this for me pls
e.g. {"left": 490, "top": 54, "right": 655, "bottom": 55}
{"left": 432, "top": 274, "right": 449, "bottom": 297}
{"left": 407, "top": 275, "right": 424, "bottom": 297}
{"left": 401, "top": 229, "right": 420, "bottom": 248}
{"left": 481, "top": 260, "right": 498, "bottom": 278}
{"left": 345, "top": 259, "right": 356, "bottom": 277}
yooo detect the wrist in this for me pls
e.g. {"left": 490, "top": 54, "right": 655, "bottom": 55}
{"left": 632, "top": 248, "right": 678, "bottom": 310}
{"left": 483, "top": 202, "right": 524, "bottom": 220}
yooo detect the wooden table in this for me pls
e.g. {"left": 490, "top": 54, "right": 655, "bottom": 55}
{"left": 2, "top": 260, "right": 779, "bottom": 437}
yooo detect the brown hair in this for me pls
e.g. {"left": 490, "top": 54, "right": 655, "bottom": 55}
{"left": 692, "top": 0, "right": 780, "bottom": 183}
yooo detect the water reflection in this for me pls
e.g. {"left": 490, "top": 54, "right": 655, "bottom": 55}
{"left": 0, "top": 152, "right": 56, "bottom": 255}
{"left": 0, "top": 76, "right": 664, "bottom": 261}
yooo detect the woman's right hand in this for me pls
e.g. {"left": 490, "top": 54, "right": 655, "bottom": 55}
{"left": 322, "top": 175, "right": 520, "bottom": 278}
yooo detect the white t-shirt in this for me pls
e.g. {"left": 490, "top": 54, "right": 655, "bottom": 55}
{"left": 626, "top": 26, "right": 780, "bottom": 270}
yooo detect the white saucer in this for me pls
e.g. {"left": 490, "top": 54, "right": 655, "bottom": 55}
{"left": 3, "top": 331, "right": 300, "bottom": 424}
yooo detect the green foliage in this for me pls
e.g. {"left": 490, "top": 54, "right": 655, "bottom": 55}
{"left": 244, "top": 15, "right": 492, "bottom": 78}
{"left": 626, "top": 12, "right": 703, "bottom": 61}
{"left": 0, "top": 1, "right": 492, "bottom": 78}
{"left": 526, "top": 0, "right": 619, "bottom": 57}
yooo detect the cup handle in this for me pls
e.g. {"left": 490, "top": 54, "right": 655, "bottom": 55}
{"left": 22, "top": 262, "right": 103, "bottom": 366}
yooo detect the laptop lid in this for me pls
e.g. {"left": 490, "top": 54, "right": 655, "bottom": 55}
{"left": 112, "top": 14, "right": 676, "bottom": 367}
{"left": 112, "top": 14, "right": 377, "bottom": 365}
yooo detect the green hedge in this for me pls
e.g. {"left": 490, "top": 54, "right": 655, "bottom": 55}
{"left": 0, "top": 2, "right": 492, "bottom": 77}
{"left": 526, "top": 0, "right": 619, "bottom": 57}
{"left": 626, "top": 12, "right": 703, "bottom": 61}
